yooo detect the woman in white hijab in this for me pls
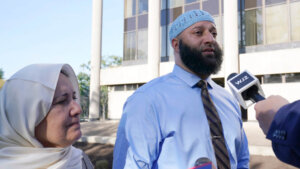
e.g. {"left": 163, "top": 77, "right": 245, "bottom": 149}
{"left": 0, "top": 64, "right": 94, "bottom": 169}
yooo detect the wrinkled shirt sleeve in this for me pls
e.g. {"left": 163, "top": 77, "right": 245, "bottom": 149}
{"left": 113, "top": 92, "right": 161, "bottom": 169}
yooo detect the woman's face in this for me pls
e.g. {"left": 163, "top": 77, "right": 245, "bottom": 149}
{"left": 35, "top": 73, "right": 82, "bottom": 148}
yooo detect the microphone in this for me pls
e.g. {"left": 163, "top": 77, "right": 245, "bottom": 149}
{"left": 190, "top": 157, "right": 216, "bottom": 169}
{"left": 227, "top": 70, "right": 265, "bottom": 109}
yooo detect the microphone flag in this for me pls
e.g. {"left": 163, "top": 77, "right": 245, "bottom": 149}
{"left": 189, "top": 162, "right": 212, "bottom": 169}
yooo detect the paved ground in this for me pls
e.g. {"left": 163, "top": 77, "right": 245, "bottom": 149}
{"left": 75, "top": 120, "right": 298, "bottom": 169}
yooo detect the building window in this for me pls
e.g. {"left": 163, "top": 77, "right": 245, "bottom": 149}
{"left": 185, "top": 2, "right": 200, "bottom": 12}
{"left": 137, "top": 29, "right": 148, "bottom": 60}
{"left": 124, "top": 0, "right": 148, "bottom": 62}
{"left": 286, "top": 73, "right": 300, "bottom": 82}
{"left": 265, "top": 3, "right": 289, "bottom": 44}
{"left": 244, "top": 8, "right": 263, "bottom": 46}
{"left": 125, "top": 0, "right": 136, "bottom": 17}
{"left": 114, "top": 85, "right": 125, "bottom": 91}
{"left": 244, "top": 0, "right": 263, "bottom": 46}
{"left": 263, "top": 74, "right": 282, "bottom": 83}
{"left": 138, "top": 14, "right": 148, "bottom": 29}
{"left": 245, "top": 0, "right": 262, "bottom": 8}
{"left": 203, "top": 0, "right": 219, "bottom": 16}
{"left": 168, "top": 0, "right": 183, "bottom": 8}
{"left": 161, "top": 0, "right": 167, "bottom": 9}
{"left": 185, "top": 0, "right": 199, "bottom": 4}
{"left": 112, "top": 84, "right": 140, "bottom": 91}
{"left": 290, "top": 1, "right": 300, "bottom": 41}
{"left": 138, "top": 0, "right": 148, "bottom": 14}
{"left": 242, "top": 0, "right": 300, "bottom": 50}
{"left": 261, "top": 73, "right": 300, "bottom": 83}
{"left": 161, "top": 25, "right": 169, "bottom": 61}
{"left": 126, "top": 84, "right": 138, "bottom": 90}
{"left": 265, "top": 0, "right": 286, "bottom": 6}
{"left": 124, "top": 31, "right": 136, "bottom": 61}
{"left": 168, "top": 6, "right": 183, "bottom": 22}
{"left": 124, "top": 17, "right": 136, "bottom": 31}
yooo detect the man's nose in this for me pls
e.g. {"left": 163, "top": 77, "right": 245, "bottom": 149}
{"left": 203, "top": 31, "right": 215, "bottom": 44}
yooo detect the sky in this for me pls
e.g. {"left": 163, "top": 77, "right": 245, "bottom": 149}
{"left": 0, "top": 0, "right": 124, "bottom": 79}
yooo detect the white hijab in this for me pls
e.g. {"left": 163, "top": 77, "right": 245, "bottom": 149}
{"left": 0, "top": 64, "right": 83, "bottom": 169}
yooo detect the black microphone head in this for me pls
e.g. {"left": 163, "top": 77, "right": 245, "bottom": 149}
{"left": 227, "top": 73, "right": 238, "bottom": 81}
{"left": 241, "top": 85, "right": 259, "bottom": 100}
{"left": 194, "top": 157, "right": 211, "bottom": 167}
{"left": 241, "top": 85, "right": 265, "bottom": 102}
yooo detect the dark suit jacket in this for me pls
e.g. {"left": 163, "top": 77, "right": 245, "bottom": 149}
{"left": 266, "top": 100, "right": 300, "bottom": 168}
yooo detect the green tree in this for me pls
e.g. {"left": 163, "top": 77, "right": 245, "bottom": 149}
{"left": 77, "top": 68, "right": 90, "bottom": 118}
{"left": 0, "top": 68, "right": 4, "bottom": 79}
{"left": 101, "top": 55, "right": 122, "bottom": 68}
{"left": 0, "top": 68, "right": 4, "bottom": 89}
{"left": 77, "top": 55, "right": 122, "bottom": 119}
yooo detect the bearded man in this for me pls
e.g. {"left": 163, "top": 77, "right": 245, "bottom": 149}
{"left": 113, "top": 10, "right": 249, "bottom": 169}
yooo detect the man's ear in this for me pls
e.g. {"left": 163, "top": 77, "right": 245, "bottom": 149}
{"left": 171, "top": 38, "right": 180, "bottom": 53}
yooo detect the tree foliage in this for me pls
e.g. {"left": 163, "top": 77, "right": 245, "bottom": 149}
{"left": 77, "top": 55, "right": 122, "bottom": 119}
{"left": 77, "top": 70, "right": 90, "bottom": 117}
{"left": 0, "top": 68, "right": 4, "bottom": 79}
{"left": 101, "top": 55, "right": 122, "bottom": 68}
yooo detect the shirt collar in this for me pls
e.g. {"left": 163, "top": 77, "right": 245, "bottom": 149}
{"left": 172, "top": 64, "right": 214, "bottom": 89}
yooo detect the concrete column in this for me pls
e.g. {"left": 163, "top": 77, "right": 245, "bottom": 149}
{"left": 89, "top": 0, "right": 102, "bottom": 120}
{"left": 223, "top": 0, "right": 239, "bottom": 86}
{"left": 148, "top": 0, "right": 161, "bottom": 80}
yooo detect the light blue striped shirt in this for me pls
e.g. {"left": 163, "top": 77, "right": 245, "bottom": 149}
{"left": 113, "top": 65, "right": 249, "bottom": 169}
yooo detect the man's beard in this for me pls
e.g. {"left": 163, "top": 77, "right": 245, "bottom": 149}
{"left": 179, "top": 39, "right": 223, "bottom": 76}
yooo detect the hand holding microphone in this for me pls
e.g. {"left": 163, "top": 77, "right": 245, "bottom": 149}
{"left": 254, "top": 95, "right": 289, "bottom": 134}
